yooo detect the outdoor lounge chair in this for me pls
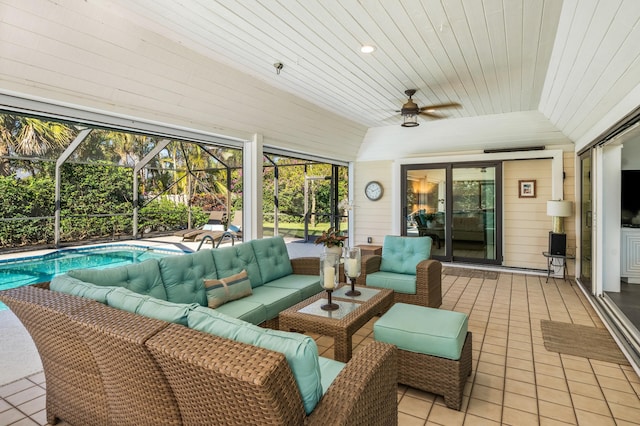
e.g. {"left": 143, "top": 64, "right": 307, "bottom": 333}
{"left": 177, "top": 211, "right": 226, "bottom": 241}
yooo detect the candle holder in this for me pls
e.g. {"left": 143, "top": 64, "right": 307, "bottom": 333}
{"left": 343, "top": 246, "right": 361, "bottom": 296}
{"left": 320, "top": 253, "right": 339, "bottom": 311}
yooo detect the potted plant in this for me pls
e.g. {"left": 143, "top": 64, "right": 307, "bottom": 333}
{"left": 314, "top": 227, "right": 347, "bottom": 256}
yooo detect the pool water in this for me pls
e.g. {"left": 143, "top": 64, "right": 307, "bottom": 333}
{"left": 0, "top": 245, "right": 186, "bottom": 310}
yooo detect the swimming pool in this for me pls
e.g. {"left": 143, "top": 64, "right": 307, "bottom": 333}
{"left": 0, "top": 244, "right": 187, "bottom": 310}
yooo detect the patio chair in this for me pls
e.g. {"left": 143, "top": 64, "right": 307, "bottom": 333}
{"left": 178, "top": 211, "right": 226, "bottom": 241}
{"left": 360, "top": 235, "right": 442, "bottom": 308}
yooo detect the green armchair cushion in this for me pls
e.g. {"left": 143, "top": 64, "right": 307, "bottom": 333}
{"left": 379, "top": 236, "right": 431, "bottom": 275}
{"left": 365, "top": 271, "right": 416, "bottom": 294}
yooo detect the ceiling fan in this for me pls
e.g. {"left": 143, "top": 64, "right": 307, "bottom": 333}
{"left": 398, "top": 89, "right": 461, "bottom": 127}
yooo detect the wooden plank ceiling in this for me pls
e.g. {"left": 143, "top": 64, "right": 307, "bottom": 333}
{"left": 101, "top": 0, "right": 640, "bottom": 143}
{"left": 103, "top": 0, "right": 561, "bottom": 128}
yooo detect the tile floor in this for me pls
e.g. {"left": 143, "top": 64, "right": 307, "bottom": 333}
{"left": 1, "top": 270, "right": 640, "bottom": 425}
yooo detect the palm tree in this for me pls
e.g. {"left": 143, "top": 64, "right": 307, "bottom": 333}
{"left": 0, "top": 114, "right": 75, "bottom": 176}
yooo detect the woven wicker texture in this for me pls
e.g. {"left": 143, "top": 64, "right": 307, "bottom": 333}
{"left": 0, "top": 285, "right": 110, "bottom": 425}
{"left": 147, "top": 323, "right": 305, "bottom": 425}
{"left": 73, "top": 302, "right": 183, "bottom": 425}
{"left": 306, "top": 341, "right": 398, "bottom": 426}
{"left": 279, "top": 288, "right": 393, "bottom": 362}
{"left": 397, "top": 332, "right": 472, "bottom": 410}
{"left": 359, "top": 255, "right": 442, "bottom": 308}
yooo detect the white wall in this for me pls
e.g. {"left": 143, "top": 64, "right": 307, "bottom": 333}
{"left": 0, "top": 0, "right": 366, "bottom": 160}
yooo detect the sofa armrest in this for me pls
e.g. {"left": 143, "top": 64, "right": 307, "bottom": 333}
{"left": 358, "top": 255, "right": 382, "bottom": 285}
{"left": 416, "top": 259, "right": 442, "bottom": 307}
{"left": 290, "top": 257, "right": 320, "bottom": 275}
{"left": 290, "top": 257, "right": 345, "bottom": 279}
{"left": 307, "top": 341, "right": 397, "bottom": 426}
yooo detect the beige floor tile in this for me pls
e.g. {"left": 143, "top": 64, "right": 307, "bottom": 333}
{"left": 405, "top": 387, "right": 435, "bottom": 402}
{"left": 0, "top": 398, "right": 10, "bottom": 412}
{"left": 30, "top": 409, "right": 47, "bottom": 425}
{"left": 398, "top": 395, "right": 432, "bottom": 419}
{"left": 501, "top": 407, "right": 539, "bottom": 426}
{"left": 473, "top": 372, "right": 504, "bottom": 390}
{"left": 601, "top": 387, "right": 640, "bottom": 407}
{"left": 560, "top": 354, "right": 592, "bottom": 371}
{"left": 470, "top": 384, "right": 503, "bottom": 405}
{"left": 536, "top": 374, "right": 569, "bottom": 391}
{"left": 506, "top": 357, "right": 534, "bottom": 371}
{"left": 574, "top": 409, "right": 616, "bottom": 426}
{"left": 476, "top": 362, "right": 504, "bottom": 377}
{"left": 0, "top": 379, "right": 34, "bottom": 398}
{"left": 538, "top": 400, "right": 577, "bottom": 424}
{"left": 591, "top": 362, "right": 629, "bottom": 380}
{"left": 465, "top": 398, "right": 502, "bottom": 422}
{"left": 0, "top": 407, "right": 26, "bottom": 425}
{"left": 481, "top": 343, "right": 507, "bottom": 356}
{"left": 4, "top": 386, "right": 45, "bottom": 407}
{"left": 16, "top": 394, "right": 45, "bottom": 416}
{"left": 507, "top": 347, "right": 533, "bottom": 361}
{"left": 563, "top": 368, "right": 599, "bottom": 385}
{"left": 537, "top": 386, "right": 572, "bottom": 407}
{"left": 504, "top": 378, "right": 536, "bottom": 398}
{"left": 398, "top": 412, "right": 427, "bottom": 426}
{"left": 539, "top": 416, "right": 576, "bottom": 426}
{"left": 609, "top": 402, "right": 640, "bottom": 423}
{"left": 505, "top": 367, "right": 535, "bottom": 384}
{"left": 571, "top": 393, "right": 611, "bottom": 416}
{"left": 597, "top": 375, "right": 636, "bottom": 393}
{"left": 479, "top": 352, "right": 505, "bottom": 366}
{"left": 535, "top": 363, "right": 565, "bottom": 379}
{"left": 462, "top": 412, "right": 500, "bottom": 425}
{"left": 426, "top": 404, "right": 465, "bottom": 426}
{"left": 503, "top": 391, "right": 537, "bottom": 414}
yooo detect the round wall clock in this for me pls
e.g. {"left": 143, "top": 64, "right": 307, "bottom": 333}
{"left": 364, "top": 181, "right": 383, "bottom": 201}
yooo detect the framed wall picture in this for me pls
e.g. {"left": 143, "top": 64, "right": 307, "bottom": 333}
{"left": 518, "top": 180, "right": 536, "bottom": 198}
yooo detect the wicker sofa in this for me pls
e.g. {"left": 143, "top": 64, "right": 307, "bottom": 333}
{"left": 51, "top": 236, "right": 328, "bottom": 328}
{"left": 1, "top": 283, "right": 398, "bottom": 425}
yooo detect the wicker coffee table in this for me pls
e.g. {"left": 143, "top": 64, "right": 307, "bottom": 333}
{"left": 279, "top": 286, "right": 393, "bottom": 362}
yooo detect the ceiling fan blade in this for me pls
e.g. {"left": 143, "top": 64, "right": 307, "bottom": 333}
{"left": 419, "top": 111, "right": 445, "bottom": 119}
{"left": 419, "top": 102, "right": 461, "bottom": 111}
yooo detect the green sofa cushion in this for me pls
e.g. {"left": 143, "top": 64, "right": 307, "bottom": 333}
{"left": 158, "top": 250, "right": 215, "bottom": 305}
{"left": 318, "top": 357, "right": 345, "bottom": 394}
{"left": 242, "top": 286, "right": 301, "bottom": 321}
{"left": 106, "top": 287, "right": 198, "bottom": 326}
{"left": 379, "top": 236, "right": 431, "bottom": 275}
{"left": 212, "top": 243, "right": 264, "bottom": 288}
{"left": 263, "top": 274, "right": 323, "bottom": 300}
{"left": 50, "top": 275, "right": 120, "bottom": 303}
{"left": 251, "top": 236, "right": 294, "bottom": 284}
{"left": 213, "top": 299, "right": 267, "bottom": 325}
{"left": 365, "top": 271, "right": 416, "bottom": 294}
{"left": 68, "top": 259, "right": 168, "bottom": 300}
{"left": 106, "top": 286, "right": 150, "bottom": 312}
{"left": 187, "top": 306, "right": 323, "bottom": 415}
{"left": 374, "top": 303, "right": 468, "bottom": 360}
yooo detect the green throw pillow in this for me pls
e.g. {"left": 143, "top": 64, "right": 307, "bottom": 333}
{"left": 204, "top": 269, "right": 253, "bottom": 308}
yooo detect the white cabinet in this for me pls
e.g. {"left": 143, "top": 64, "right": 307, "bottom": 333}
{"left": 621, "top": 228, "right": 640, "bottom": 284}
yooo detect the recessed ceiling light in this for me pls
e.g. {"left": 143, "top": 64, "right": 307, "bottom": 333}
{"left": 360, "top": 45, "right": 376, "bottom": 53}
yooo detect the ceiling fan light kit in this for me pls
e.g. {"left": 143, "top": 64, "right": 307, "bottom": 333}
{"left": 398, "top": 89, "right": 461, "bottom": 127}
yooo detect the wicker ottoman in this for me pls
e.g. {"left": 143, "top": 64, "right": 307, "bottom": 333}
{"left": 374, "top": 303, "right": 472, "bottom": 410}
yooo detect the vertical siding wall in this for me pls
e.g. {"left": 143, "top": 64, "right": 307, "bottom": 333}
{"left": 503, "top": 152, "right": 576, "bottom": 270}
{"left": 353, "top": 161, "right": 393, "bottom": 246}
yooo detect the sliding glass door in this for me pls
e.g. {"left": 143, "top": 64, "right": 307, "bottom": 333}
{"left": 402, "top": 162, "right": 502, "bottom": 264}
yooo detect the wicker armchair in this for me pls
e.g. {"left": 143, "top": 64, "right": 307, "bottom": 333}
{"left": 359, "top": 236, "right": 442, "bottom": 308}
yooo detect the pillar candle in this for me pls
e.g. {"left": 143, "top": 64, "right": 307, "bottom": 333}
{"left": 323, "top": 266, "right": 335, "bottom": 289}
{"left": 346, "top": 258, "right": 359, "bottom": 276}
